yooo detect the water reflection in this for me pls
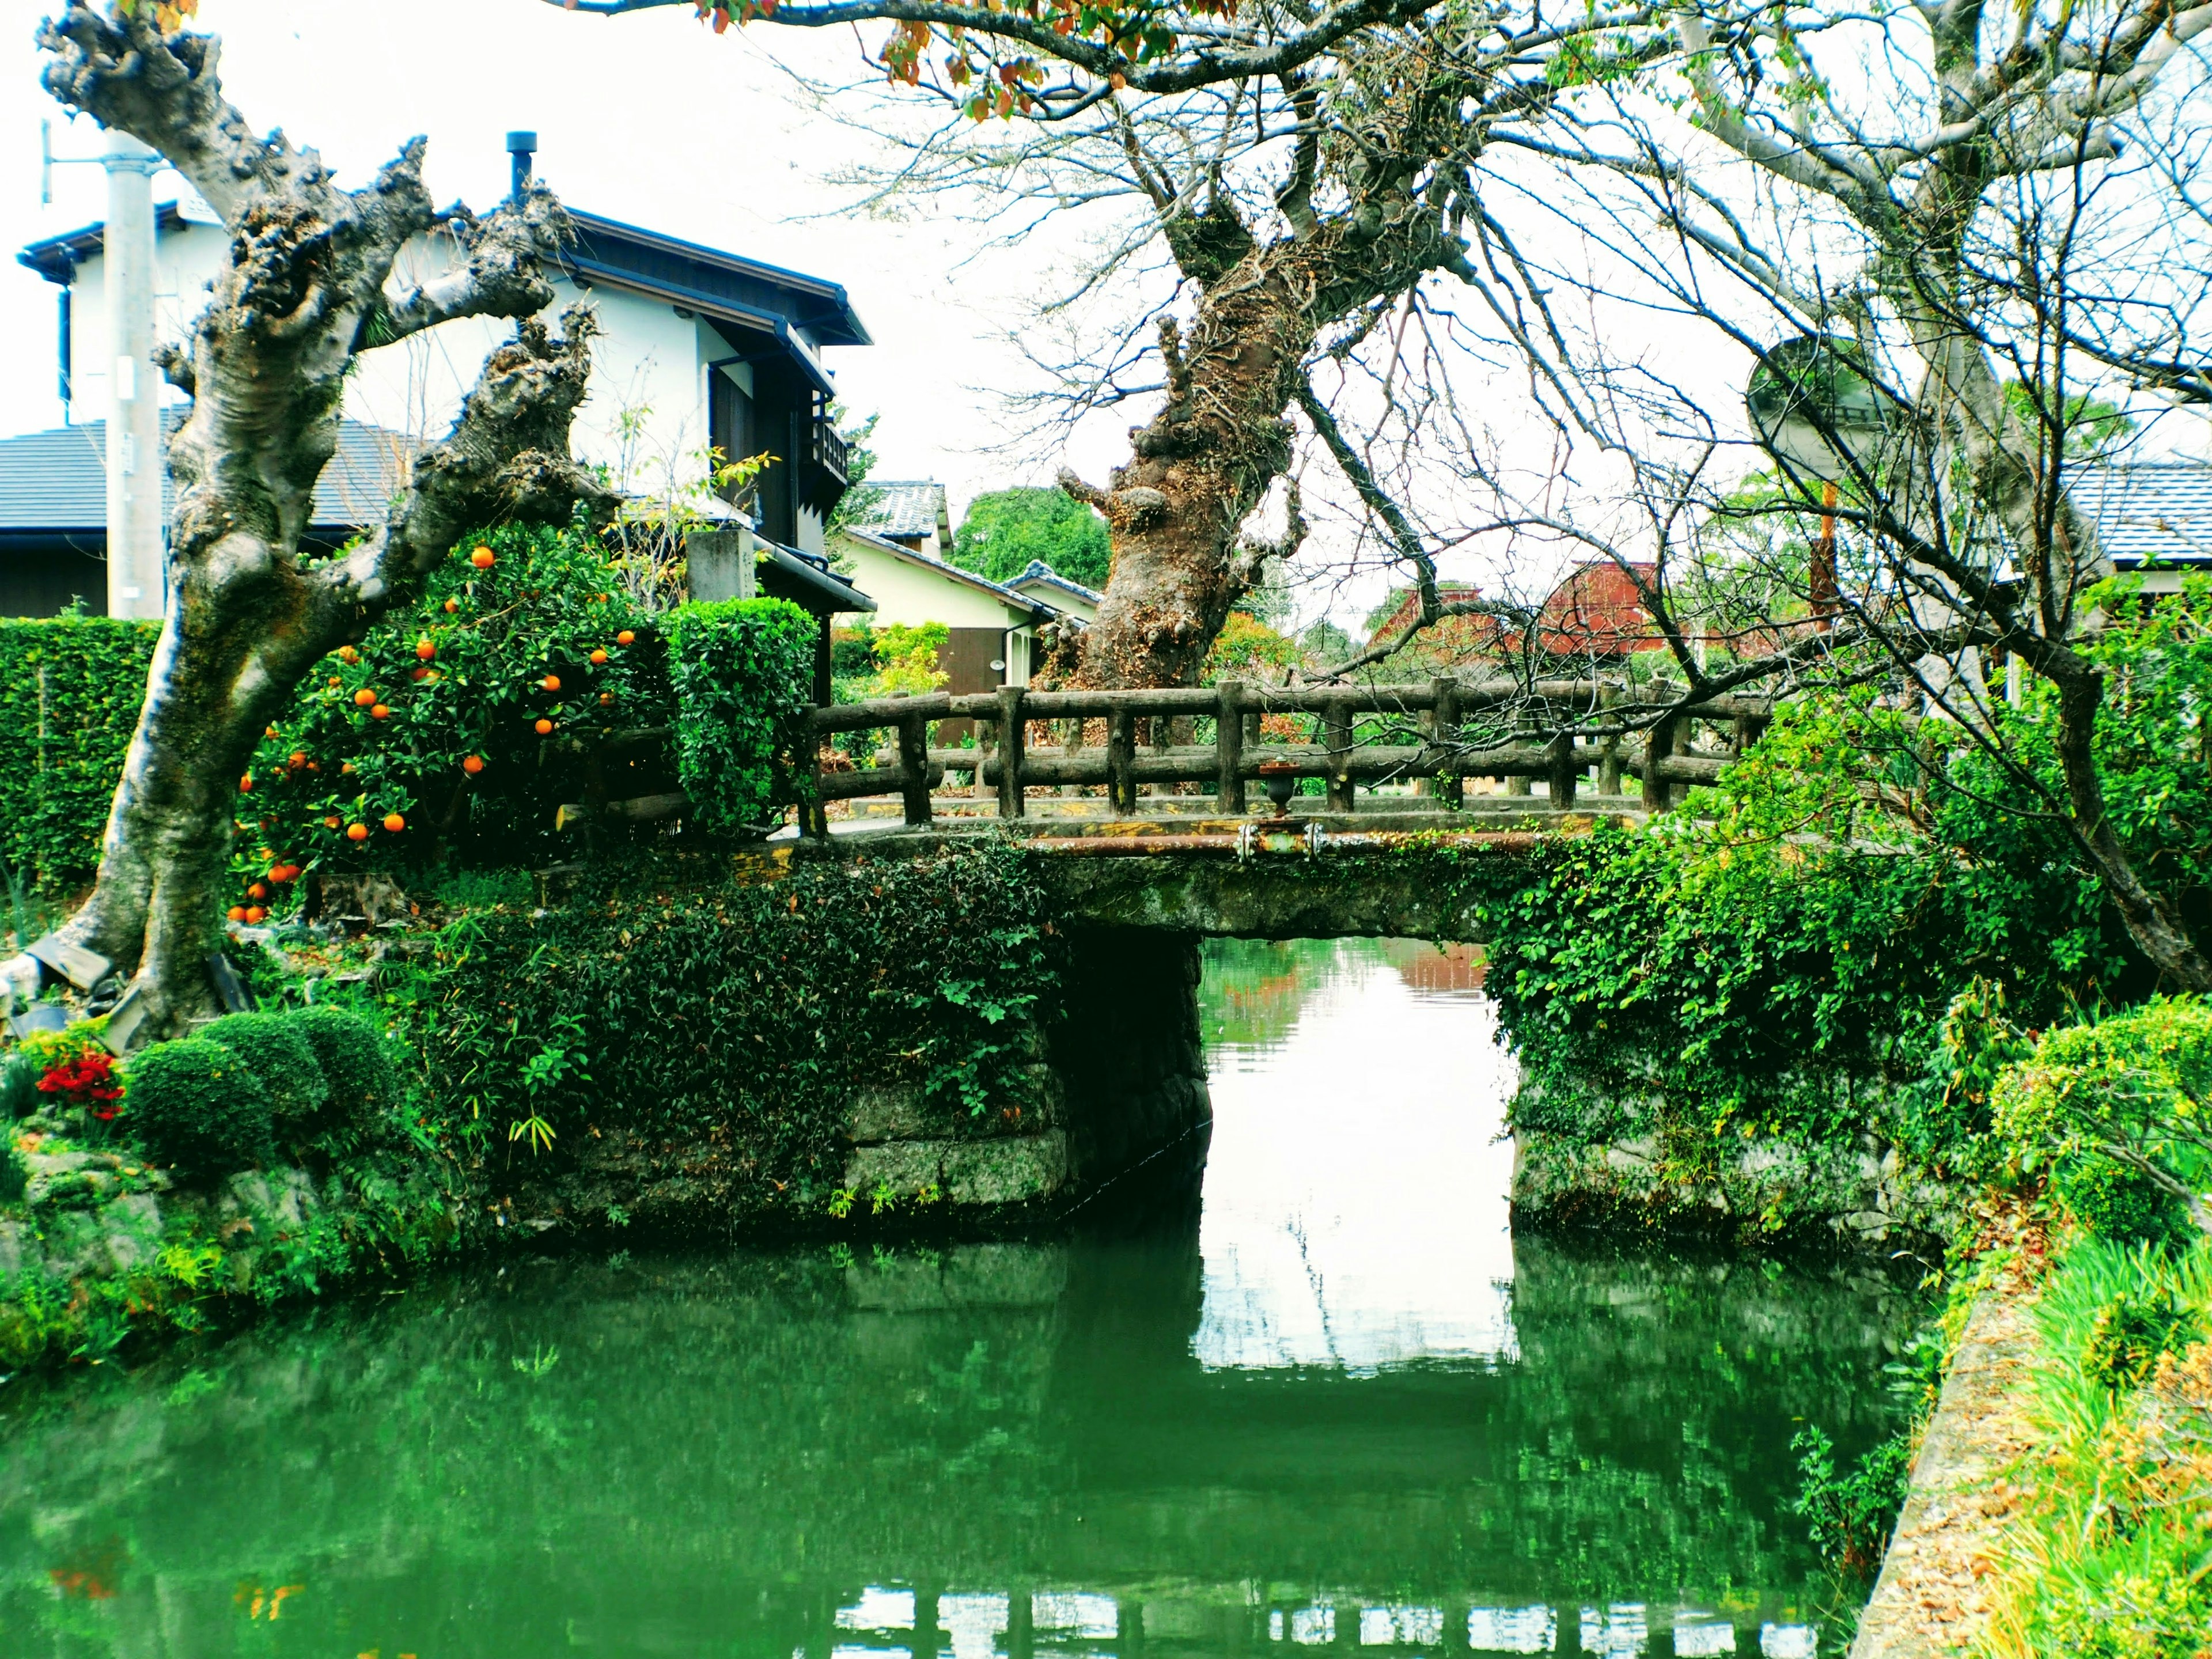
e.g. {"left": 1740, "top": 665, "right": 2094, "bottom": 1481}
{"left": 0, "top": 941, "right": 1922, "bottom": 1658}
{"left": 1198, "top": 939, "right": 1518, "bottom": 1371}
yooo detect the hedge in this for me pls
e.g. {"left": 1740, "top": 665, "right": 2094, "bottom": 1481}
{"left": 664, "top": 597, "right": 817, "bottom": 835}
{"left": 0, "top": 616, "right": 160, "bottom": 892}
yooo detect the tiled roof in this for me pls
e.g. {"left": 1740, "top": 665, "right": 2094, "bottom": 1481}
{"left": 0, "top": 417, "right": 418, "bottom": 533}
{"left": 1539, "top": 561, "right": 1664, "bottom": 656}
{"left": 2077, "top": 460, "right": 2212, "bottom": 567}
{"left": 851, "top": 481, "right": 948, "bottom": 543}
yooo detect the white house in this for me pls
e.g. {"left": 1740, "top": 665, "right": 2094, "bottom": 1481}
{"left": 835, "top": 525, "right": 1054, "bottom": 694}
{"left": 5, "top": 139, "right": 871, "bottom": 616}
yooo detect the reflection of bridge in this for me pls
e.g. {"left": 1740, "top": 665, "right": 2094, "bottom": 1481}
{"left": 815, "top": 1582, "right": 1817, "bottom": 1657}
{"left": 803, "top": 677, "right": 1770, "bottom": 826}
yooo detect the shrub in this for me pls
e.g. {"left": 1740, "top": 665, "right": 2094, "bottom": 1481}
{"left": 1992, "top": 998, "right": 2212, "bottom": 1242}
{"left": 2080, "top": 1283, "right": 2201, "bottom": 1391}
{"left": 123, "top": 1037, "right": 275, "bottom": 1177}
{"left": 0, "top": 1052, "right": 39, "bottom": 1121}
{"left": 291, "top": 1007, "right": 398, "bottom": 1127}
{"left": 199, "top": 1013, "right": 329, "bottom": 1135}
{"left": 1791, "top": 1423, "right": 1913, "bottom": 1574}
{"left": 0, "top": 615, "right": 162, "bottom": 892}
{"left": 0, "top": 1139, "right": 24, "bottom": 1205}
{"left": 664, "top": 597, "right": 817, "bottom": 836}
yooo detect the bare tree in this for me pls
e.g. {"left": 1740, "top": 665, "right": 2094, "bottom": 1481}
{"left": 9, "top": 5, "right": 608, "bottom": 1037}
{"left": 559, "top": 0, "right": 1671, "bottom": 687}
{"left": 1372, "top": 0, "right": 2212, "bottom": 984}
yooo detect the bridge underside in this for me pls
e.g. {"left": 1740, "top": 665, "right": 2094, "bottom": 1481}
{"left": 831, "top": 805, "right": 1632, "bottom": 942}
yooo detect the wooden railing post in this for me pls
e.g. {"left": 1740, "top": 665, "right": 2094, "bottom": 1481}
{"left": 1546, "top": 731, "right": 1578, "bottom": 809}
{"left": 1216, "top": 680, "right": 1246, "bottom": 812}
{"left": 1433, "top": 676, "right": 1463, "bottom": 808}
{"left": 1325, "top": 696, "right": 1356, "bottom": 813}
{"left": 995, "top": 685, "right": 1027, "bottom": 819}
{"left": 1107, "top": 707, "right": 1137, "bottom": 815}
{"left": 1643, "top": 711, "right": 1677, "bottom": 812}
{"left": 896, "top": 699, "right": 933, "bottom": 827}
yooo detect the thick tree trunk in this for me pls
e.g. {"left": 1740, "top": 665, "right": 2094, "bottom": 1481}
{"left": 12, "top": 7, "right": 607, "bottom": 1040}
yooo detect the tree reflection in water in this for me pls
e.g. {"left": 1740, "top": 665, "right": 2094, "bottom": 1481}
{"left": 0, "top": 941, "right": 1921, "bottom": 1657}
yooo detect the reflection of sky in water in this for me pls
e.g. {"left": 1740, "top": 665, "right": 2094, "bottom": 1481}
{"left": 1197, "top": 942, "right": 1520, "bottom": 1372}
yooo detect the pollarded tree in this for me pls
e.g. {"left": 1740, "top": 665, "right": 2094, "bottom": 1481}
{"left": 9, "top": 5, "right": 608, "bottom": 1037}
{"left": 562, "top": 0, "right": 1662, "bottom": 687}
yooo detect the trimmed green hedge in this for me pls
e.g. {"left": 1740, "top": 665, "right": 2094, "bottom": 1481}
{"left": 0, "top": 616, "right": 160, "bottom": 892}
{"left": 665, "top": 597, "right": 817, "bottom": 836}
{"left": 125, "top": 1037, "right": 276, "bottom": 1177}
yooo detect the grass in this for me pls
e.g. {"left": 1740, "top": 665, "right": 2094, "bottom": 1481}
{"left": 1977, "top": 1232, "right": 2212, "bottom": 1658}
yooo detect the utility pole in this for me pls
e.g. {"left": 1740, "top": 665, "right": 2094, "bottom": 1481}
{"left": 101, "top": 130, "right": 164, "bottom": 620}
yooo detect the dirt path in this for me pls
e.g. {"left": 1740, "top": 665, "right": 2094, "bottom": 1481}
{"left": 1850, "top": 1289, "right": 2043, "bottom": 1658}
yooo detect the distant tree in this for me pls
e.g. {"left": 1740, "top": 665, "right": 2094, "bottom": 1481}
{"left": 950, "top": 487, "right": 1111, "bottom": 590}
{"left": 825, "top": 405, "right": 881, "bottom": 534}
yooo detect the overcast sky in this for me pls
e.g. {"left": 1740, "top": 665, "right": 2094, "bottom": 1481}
{"left": 0, "top": 0, "right": 1120, "bottom": 516}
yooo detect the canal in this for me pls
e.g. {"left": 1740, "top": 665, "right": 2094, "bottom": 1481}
{"left": 0, "top": 939, "right": 1925, "bottom": 1656}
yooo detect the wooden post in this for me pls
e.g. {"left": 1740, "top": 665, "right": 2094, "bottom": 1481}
{"left": 1325, "top": 696, "right": 1356, "bottom": 813}
{"left": 1149, "top": 712, "right": 1173, "bottom": 798}
{"left": 1643, "top": 713, "right": 1676, "bottom": 812}
{"left": 896, "top": 704, "right": 932, "bottom": 827}
{"left": 1217, "top": 680, "right": 1247, "bottom": 811}
{"left": 1546, "top": 731, "right": 1577, "bottom": 809}
{"left": 1108, "top": 707, "right": 1137, "bottom": 815}
{"left": 1433, "top": 676, "right": 1463, "bottom": 808}
{"left": 1062, "top": 716, "right": 1084, "bottom": 797}
{"left": 995, "top": 685, "right": 1027, "bottom": 819}
{"left": 1598, "top": 733, "right": 1623, "bottom": 796}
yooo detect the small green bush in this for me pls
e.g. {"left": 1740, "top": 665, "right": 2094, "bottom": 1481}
{"left": 664, "top": 597, "right": 817, "bottom": 835}
{"left": 124, "top": 1037, "right": 274, "bottom": 1177}
{"left": 200, "top": 1013, "right": 329, "bottom": 1135}
{"left": 2080, "top": 1283, "right": 2202, "bottom": 1391}
{"left": 0, "top": 1052, "right": 39, "bottom": 1121}
{"left": 291, "top": 1007, "right": 398, "bottom": 1127}
{"left": 2054, "top": 1153, "right": 2194, "bottom": 1248}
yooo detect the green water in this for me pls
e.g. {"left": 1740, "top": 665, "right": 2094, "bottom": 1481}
{"left": 0, "top": 940, "right": 1925, "bottom": 1657}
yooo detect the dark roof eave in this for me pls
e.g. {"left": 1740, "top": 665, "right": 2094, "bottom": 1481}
{"left": 20, "top": 204, "right": 195, "bottom": 284}
{"left": 760, "top": 544, "right": 876, "bottom": 615}
{"left": 567, "top": 210, "right": 872, "bottom": 347}
{"left": 562, "top": 256, "right": 838, "bottom": 398}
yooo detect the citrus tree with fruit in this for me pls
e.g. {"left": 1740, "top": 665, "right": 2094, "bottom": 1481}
{"left": 9, "top": 6, "right": 607, "bottom": 1037}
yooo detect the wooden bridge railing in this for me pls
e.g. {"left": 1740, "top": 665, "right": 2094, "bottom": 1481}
{"left": 800, "top": 679, "right": 1772, "bottom": 828}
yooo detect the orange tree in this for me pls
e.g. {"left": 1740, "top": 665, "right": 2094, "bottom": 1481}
{"left": 229, "top": 522, "right": 666, "bottom": 918}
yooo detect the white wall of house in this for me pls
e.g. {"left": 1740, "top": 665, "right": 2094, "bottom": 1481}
{"left": 835, "top": 532, "right": 1032, "bottom": 631}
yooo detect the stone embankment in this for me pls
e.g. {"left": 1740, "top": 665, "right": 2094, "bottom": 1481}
{"left": 1510, "top": 1127, "right": 1959, "bottom": 1257}
{"left": 1849, "top": 1289, "right": 2043, "bottom": 1659}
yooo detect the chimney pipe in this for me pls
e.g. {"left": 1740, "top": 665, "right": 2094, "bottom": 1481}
{"left": 505, "top": 131, "right": 537, "bottom": 198}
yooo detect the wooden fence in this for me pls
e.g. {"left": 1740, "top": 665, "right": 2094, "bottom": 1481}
{"left": 800, "top": 679, "right": 1773, "bottom": 828}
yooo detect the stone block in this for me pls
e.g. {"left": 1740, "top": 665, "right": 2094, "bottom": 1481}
{"left": 940, "top": 1132, "right": 1068, "bottom": 1207}
{"left": 0, "top": 1219, "right": 31, "bottom": 1282}
{"left": 842, "top": 1139, "right": 944, "bottom": 1198}
{"left": 100, "top": 1194, "right": 166, "bottom": 1274}
{"left": 844, "top": 1085, "right": 934, "bottom": 1145}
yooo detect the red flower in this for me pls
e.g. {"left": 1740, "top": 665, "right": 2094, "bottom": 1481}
{"left": 37, "top": 1051, "right": 123, "bottom": 1118}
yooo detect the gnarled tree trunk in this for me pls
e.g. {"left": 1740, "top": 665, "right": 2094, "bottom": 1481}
{"left": 10, "top": 6, "right": 609, "bottom": 1040}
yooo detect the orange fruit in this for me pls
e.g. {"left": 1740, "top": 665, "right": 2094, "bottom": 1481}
{"left": 443, "top": 597, "right": 461, "bottom": 613}
{"left": 323, "top": 815, "right": 342, "bottom": 830}
{"left": 353, "top": 687, "right": 377, "bottom": 707}
{"left": 471, "top": 546, "right": 495, "bottom": 569}
{"left": 226, "top": 906, "right": 247, "bottom": 923}
{"left": 410, "top": 666, "right": 430, "bottom": 681}
{"left": 243, "top": 906, "right": 266, "bottom": 924}
{"left": 371, "top": 703, "right": 391, "bottom": 720}
{"left": 248, "top": 882, "right": 268, "bottom": 901}
{"left": 238, "top": 773, "right": 253, "bottom": 792}
{"left": 264, "top": 724, "right": 279, "bottom": 738}
{"left": 616, "top": 630, "right": 635, "bottom": 646}
{"left": 383, "top": 813, "right": 406, "bottom": 834}
{"left": 535, "top": 717, "right": 555, "bottom": 736}
{"left": 347, "top": 822, "right": 369, "bottom": 842}
{"left": 288, "top": 751, "right": 307, "bottom": 768}
{"left": 416, "top": 638, "right": 435, "bottom": 661}
{"left": 590, "top": 648, "right": 608, "bottom": 665}
{"left": 339, "top": 646, "right": 361, "bottom": 665}
{"left": 462, "top": 755, "right": 486, "bottom": 775}
{"left": 540, "top": 674, "right": 561, "bottom": 692}
{"left": 341, "top": 761, "right": 357, "bottom": 775}
{"left": 327, "top": 677, "right": 341, "bottom": 689}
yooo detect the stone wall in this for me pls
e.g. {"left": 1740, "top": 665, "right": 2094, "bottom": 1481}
{"left": 1511, "top": 1126, "right": 1959, "bottom": 1258}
